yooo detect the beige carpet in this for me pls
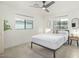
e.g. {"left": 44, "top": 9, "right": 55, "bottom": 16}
{"left": 0, "top": 42, "right": 79, "bottom": 58}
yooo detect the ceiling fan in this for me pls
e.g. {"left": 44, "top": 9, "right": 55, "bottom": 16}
{"left": 30, "top": 1, "right": 55, "bottom": 12}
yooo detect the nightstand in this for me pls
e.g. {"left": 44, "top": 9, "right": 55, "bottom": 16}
{"left": 69, "top": 35, "right": 79, "bottom": 46}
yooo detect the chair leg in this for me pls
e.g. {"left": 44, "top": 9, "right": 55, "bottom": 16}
{"left": 77, "top": 40, "right": 78, "bottom": 46}
{"left": 68, "top": 37, "right": 70, "bottom": 44}
{"left": 70, "top": 40, "right": 72, "bottom": 45}
{"left": 31, "top": 42, "right": 33, "bottom": 48}
{"left": 68, "top": 39, "right": 69, "bottom": 44}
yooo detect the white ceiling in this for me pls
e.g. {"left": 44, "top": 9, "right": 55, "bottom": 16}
{"left": 0, "top": 1, "right": 54, "bottom": 13}
{"left": 0, "top": 1, "right": 79, "bottom": 16}
{"left": 48, "top": 1, "right": 79, "bottom": 15}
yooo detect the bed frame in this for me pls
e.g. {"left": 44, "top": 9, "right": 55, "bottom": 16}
{"left": 31, "top": 30, "right": 69, "bottom": 58}
{"left": 31, "top": 42, "right": 57, "bottom": 58}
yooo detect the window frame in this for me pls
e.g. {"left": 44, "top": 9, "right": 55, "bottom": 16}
{"left": 15, "top": 19, "right": 33, "bottom": 30}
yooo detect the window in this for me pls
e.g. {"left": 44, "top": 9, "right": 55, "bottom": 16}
{"left": 15, "top": 19, "right": 33, "bottom": 29}
{"left": 53, "top": 18, "right": 68, "bottom": 30}
{"left": 26, "top": 20, "right": 33, "bottom": 29}
{"left": 15, "top": 20, "right": 25, "bottom": 29}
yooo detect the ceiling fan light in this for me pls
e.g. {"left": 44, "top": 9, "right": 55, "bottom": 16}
{"left": 42, "top": 7, "right": 46, "bottom": 10}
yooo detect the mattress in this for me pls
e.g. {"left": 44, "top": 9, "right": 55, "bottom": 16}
{"left": 32, "top": 33, "right": 68, "bottom": 50}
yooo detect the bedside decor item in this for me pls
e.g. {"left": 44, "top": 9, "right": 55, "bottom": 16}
{"left": 71, "top": 18, "right": 79, "bottom": 28}
{"left": 45, "top": 28, "right": 51, "bottom": 33}
{"left": 4, "top": 20, "right": 11, "bottom": 31}
{"left": 72, "top": 23, "right": 76, "bottom": 27}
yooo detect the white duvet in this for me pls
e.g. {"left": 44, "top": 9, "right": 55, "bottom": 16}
{"left": 32, "top": 33, "right": 68, "bottom": 50}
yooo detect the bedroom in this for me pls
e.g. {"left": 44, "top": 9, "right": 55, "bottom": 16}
{"left": 0, "top": 0, "right": 79, "bottom": 58}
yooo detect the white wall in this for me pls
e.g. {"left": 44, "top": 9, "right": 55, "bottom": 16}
{"left": 0, "top": 2, "right": 48, "bottom": 48}
{"left": 0, "top": 5, "right": 5, "bottom": 53}
{"left": 0, "top": 18, "right": 4, "bottom": 53}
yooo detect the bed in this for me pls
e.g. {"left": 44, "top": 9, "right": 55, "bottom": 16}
{"left": 31, "top": 31, "right": 69, "bottom": 58}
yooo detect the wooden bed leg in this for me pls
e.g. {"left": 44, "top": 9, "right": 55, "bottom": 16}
{"left": 31, "top": 42, "right": 33, "bottom": 48}
{"left": 53, "top": 50, "right": 56, "bottom": 58}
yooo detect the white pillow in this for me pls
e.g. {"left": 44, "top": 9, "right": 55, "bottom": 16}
{"left": 58, "top": 30, "right": 68, "bottom": 35}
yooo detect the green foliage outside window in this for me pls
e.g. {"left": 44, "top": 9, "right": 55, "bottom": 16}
{"left": 4, "top": 20, "right": 11, "bottom": 31}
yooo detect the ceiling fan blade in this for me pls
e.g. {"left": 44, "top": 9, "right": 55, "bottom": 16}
{"left": 45, "top": 1, "right": 55, "bottom": 8}
{"left": 30, "top": 5, "right": 41, "bottom": 8}
{"left": 29, "top": 4, "right": 42, "bottom": 8}
{"left": 45, "top": 8, "right": 49, "bottom": 12}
